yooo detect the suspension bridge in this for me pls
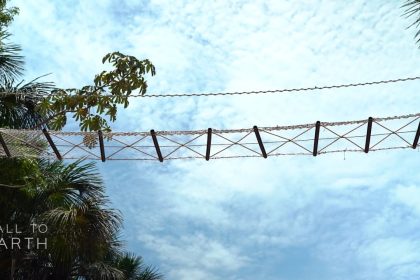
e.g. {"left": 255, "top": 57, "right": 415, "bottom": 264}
{"left": 0, "top": 112, "right": 419, "bottom": 162}
{"left": 1, "top": 76, "right": 420, "bottom": 162}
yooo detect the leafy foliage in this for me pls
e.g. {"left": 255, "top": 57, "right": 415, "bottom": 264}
{"left": 0, "top": 2, "right": 156, "bottom": 133}
{"left": 38, "top": 52, "right": 156, "bottom": 132}
{"left": 0, "top": 0, "right": 18, "bottom": 30}
{"left": 0, "top": 1, "right": 156, "bottom": 133}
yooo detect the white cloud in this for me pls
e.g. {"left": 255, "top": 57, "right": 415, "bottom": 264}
{"left": 393, "top": 185, "right": 420, "bottom": 215}
{"left": 139, "top": 233, "right": 249, "bottom": 280}
{"left": 358, "top": 238, "right": 420, "bottom": 279}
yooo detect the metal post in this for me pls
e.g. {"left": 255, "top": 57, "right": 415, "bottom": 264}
{"left": 0, "top": 132, "right": 11, "bottom": 158}
{"left": 206, "top": 128, "right": 212, "bottom": 161}
{"left": 151, "top": 130, "right": 163, "bottom": 162}
{"left": 313, "top": 121, "right": 321, "bottom": 156}
{"left": 253, "top": 126, "right": 267, "bottom": 158}
{"left": 98, "top": 130, "right": 106, "bottom": 162}
{"left": 42, "top": 128, "right": 62, "bottom": 160}
{"left": 412, "top": 121, "right": 420, "bottom": 149}
{"left": 365, "top": 117, "right": 373, "bottom": 153}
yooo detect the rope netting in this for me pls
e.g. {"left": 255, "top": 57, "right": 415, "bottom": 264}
{"left": 1, "top": 113, "right": 419, "bottom": 161}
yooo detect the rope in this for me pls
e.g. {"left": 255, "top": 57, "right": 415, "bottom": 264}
{"left": 37, "top": 146, "right": 412, "bottom": 161}
{"left": 17, "top": 111, "right": 417, "bottom": 136}
{"left": 138, "top": 76, "right": 420, "bottom": 98}
{"left": 1, "top": 76, "right": 419, "bottom": 99}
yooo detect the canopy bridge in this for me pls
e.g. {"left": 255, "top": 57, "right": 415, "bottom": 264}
{"left": 1, "top": 112, "right": 419, "bottom": 162}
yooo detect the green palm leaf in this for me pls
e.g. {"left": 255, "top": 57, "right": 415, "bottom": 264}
{"left": 402, "top": 0, "right": 420, "bottom": 46}
{"left": 0, "top": 31, "right": 23, "bottom": 79}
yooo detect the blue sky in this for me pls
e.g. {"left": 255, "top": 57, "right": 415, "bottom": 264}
{"left": 8, "top": 0, "right": 420, "bottom": 279}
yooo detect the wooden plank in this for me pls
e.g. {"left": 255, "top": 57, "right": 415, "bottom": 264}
{"left": 206, "top": 128, "right": 212, "bottom": 161}
{"left": 313, "top": 121, "right": 321, "bottom": 156}
{"left": 42, "top": 128, "right": 62, "bottom": 160}
{"left": 365, "top": 117, "right": 373, "bottom": 153}
{"left": 151, "top": 130, "right": 163, "bottom": 162}
{"left": 98, "top": 130, "right": 106, "bottom": 162}
{"left": 413, "top": 122, "right": 420, "bottom": 149}
{"left": 0, "top": 132, "right": 11, "bottom": 158}
{"left": 253, "top": 126, "right": 267, "bottom": 158}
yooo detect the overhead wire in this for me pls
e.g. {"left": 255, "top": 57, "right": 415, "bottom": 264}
{"left": 2, "top": 75, "right": 418, "bottom": 99}
{"left": 136, "top": 76, "right": 420, "bottom": 98}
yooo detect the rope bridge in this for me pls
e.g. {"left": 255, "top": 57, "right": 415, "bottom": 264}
{"left": 0, "top": 113, "right": 419, "bottom": 162}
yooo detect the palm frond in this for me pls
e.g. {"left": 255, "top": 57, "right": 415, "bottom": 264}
{"left": 136, "top": 266, "right": 164, "bottom": 280}
{"left": 402, "top": 0, "right": 420, "bottom": 45}
{"left": 83, "top": 261, "right": 125, "bottom": 280}
{"left": 112, "top": 253, "right": 164, "bottom": 280}
{"left": 0, "top": 75, "right": 55, "bottom": 128}
{"left": 0, "top": 31, "right": 23, "bottom": 79}
{"left": 34, "top": 159, "right": 107, "bottom": 210}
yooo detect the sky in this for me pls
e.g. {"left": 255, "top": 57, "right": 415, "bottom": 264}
{"left": 8, "top": 0, "right": 420, "bottom": 279}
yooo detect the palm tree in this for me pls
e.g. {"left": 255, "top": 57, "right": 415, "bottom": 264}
{"left": 0, "top": 31, "right": 54, "bottom": 130}
{"left": 0, "top": 159, "right": 164, "bottom": 280}
{"left": 34, "top": 159, "right": 123, "bottom": 279}
{"left": 0, "top": 159, "right": 120, "bottom": 279}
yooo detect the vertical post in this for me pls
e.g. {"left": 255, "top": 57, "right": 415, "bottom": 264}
{"left": 313, "top": 121, "right": 321, "bottom": 156}
{"left": 412, "top": 121, "right": 420, "bottom": 149}
{"left": 0, "top": 132, "right": 11, "bottom": 158}
{"left": 206, "top": 128, "right": 212, "bottom": 161}
{"left": 98, "top": 130, "right": 106, "bottom": 162}
{"left": 42, "top": 128, "right": 62, "bottom": 160}
{"left": 365, "top": 117, "right": 373, "bottom": 153}
{"left": 253, "top": 126, "right": 267, "bottom": 158}
{"left": 151, "top": 130, "right": 163, "bottom": 162}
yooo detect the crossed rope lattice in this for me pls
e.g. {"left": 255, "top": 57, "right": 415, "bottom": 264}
{"left": 1, "top": 112, "right": 419, "bottom": 162}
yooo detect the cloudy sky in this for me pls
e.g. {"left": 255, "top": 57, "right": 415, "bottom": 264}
{"left": 9, "top": 0, "right": 420, "bottom": 279}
